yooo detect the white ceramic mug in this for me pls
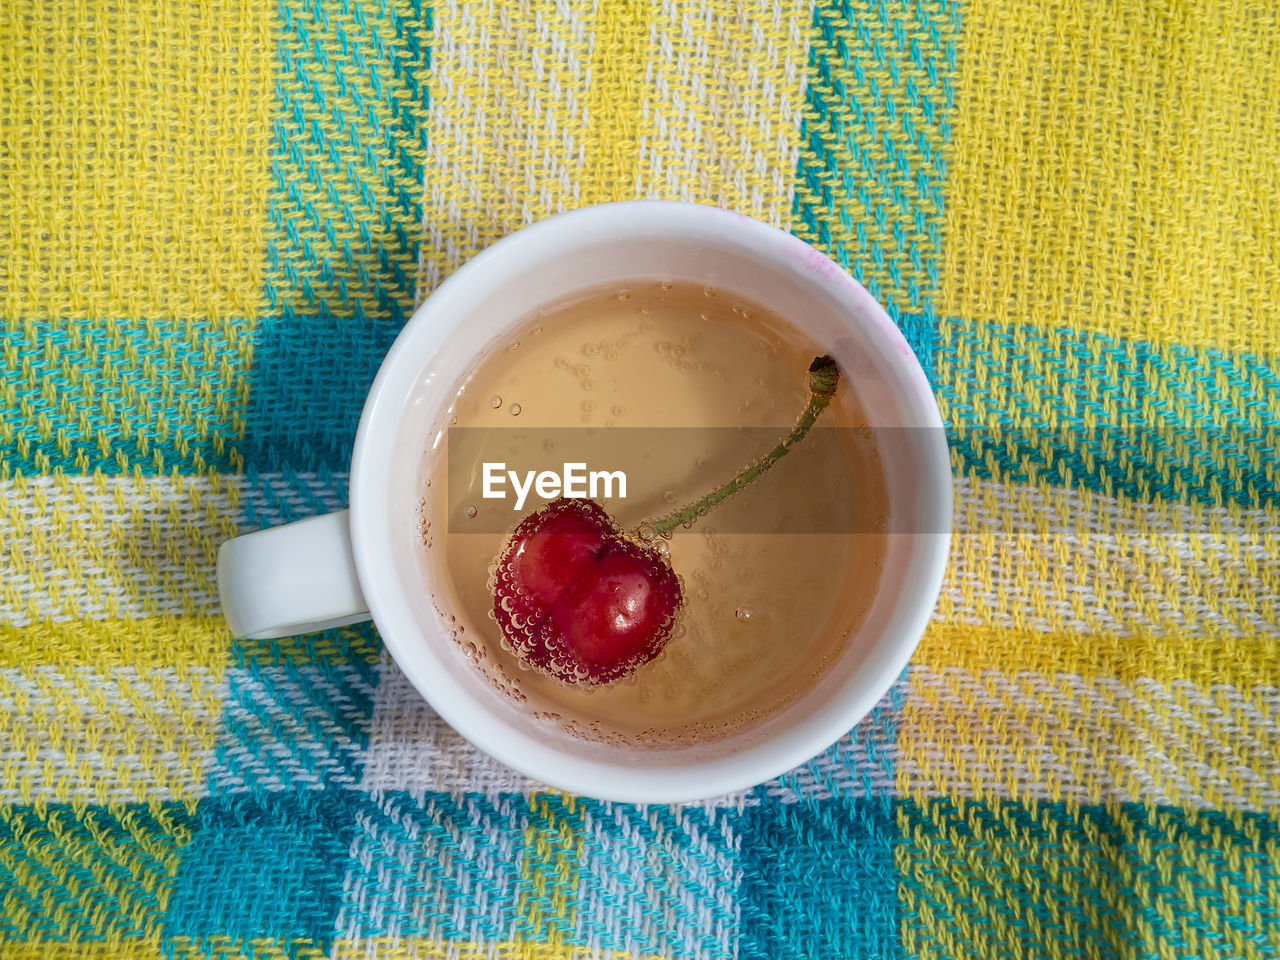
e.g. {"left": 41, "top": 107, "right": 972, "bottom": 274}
{"left": 217, "top": 201, "right": 951, "bottom": 803}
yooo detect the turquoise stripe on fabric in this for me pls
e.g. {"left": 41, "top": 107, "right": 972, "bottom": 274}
{"left": 766, "top": 676, "right": 902, "bottom": 800}
{"left": 210, "top": 662, "right": 376, "bottom": 795}
{"left": 738, "top": 797, "right": 900, "bottom": 959}
{"left": 0, "top": 317, "right": 250, "bottom": 475}
{"left": 940, "top": 316, "right": 1280, "bottom": 506}
{"left": 246, "top": 0, "right": 431, "bottom": 476}
{"left": 736, "top": 684, "right": 904, "bottom": 959}
{"left": 791, "top": 0, "right": 959, "bottom": 380}
{"left": 574, "top": 803, "right": 739, "bottom": 956}
{"left": 200, "top": 0, "right": 432, "bottom": 876}
{"left": 780, "top": 0, "right": 957, "bottom": 952}
{"left": 166, "top": 791, "right": 362, "bottom": 950}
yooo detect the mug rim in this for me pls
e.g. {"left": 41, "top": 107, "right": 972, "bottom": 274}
{"left": 350, "top": 200, "right": 951, "bottom": 803}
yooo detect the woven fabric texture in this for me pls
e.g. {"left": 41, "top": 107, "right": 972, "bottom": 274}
{"left": 1, "top": 0, "right": 1277, "bottom": 957}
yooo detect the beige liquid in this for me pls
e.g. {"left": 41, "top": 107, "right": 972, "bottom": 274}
{"left": 419, "top": 279, "right": 889, "bottom": 746}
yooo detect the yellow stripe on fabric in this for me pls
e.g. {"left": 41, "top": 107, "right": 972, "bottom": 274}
{"left": 897, "top": 665, "right": 1279, "bottom": 810}
{"left": 420, "top": 0, "right": 811, "bottom": 291}
{"left": 166, "top": 938, "right": 328, "bottom": 960}
{"left": 938, "top": 478, "right": 1280, "bottom": 668}
{"left": 0, "top": 0, "right": 274, "bottom": 321}
{"left": 422, "top": 0, "right": 592, "bottom": 291}
{"left": 0, "top": 618, "right": 230, "bottom": 670}
{"left": 0, "top": 946, "right": 167, "bottom": 960}
{"left": 939, "top": 0, "right": 1280, "bottom": 353}
{"left": 329, "top": 940, "right": 667, "bottom": 959}
{"left": 2, "top": 473, "right": 241, "bottom": 629}
{"left": 0, "top": 665, "right": 223, "bottom": 804}
{"left": 580, "top": 0, "right": 651, "bottom": 201}
{"left": 639, "top": 0, "right": 811, "bottom": 226}
{"left": 0, "top": 617, "right": 379, "bottom": 673}
{"left": 917, "top": 622, "right": 1275, "bottom": 695}
{"left": 515, "top": 793, "right": 584, "bottom": 951}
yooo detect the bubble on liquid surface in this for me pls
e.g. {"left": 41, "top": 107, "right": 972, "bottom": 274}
{"left": 735, "top": 606, "right": 752, "bottom": 621}
{"left": 464, "top": 505, "right": 478, "bottom": 519}
{"left": 617, "top": 289, "right": 631, "bottom": 301}
{"left": 488, "top": 394, "right": 502, "bottom": 409}
{"left": 509, "top": 403, "right": 522, "bottom": 416}
{"left": 660, "top": 280, "right": 672, "bottom": 291}
{"left": 703, "top": 285, "right": 717, "bottom": 298}
{"left": 663, "top": 489, "right": 678, "bottom": 504}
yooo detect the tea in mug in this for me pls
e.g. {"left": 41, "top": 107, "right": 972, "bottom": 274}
{"left": 418, "top": 279, "right": 889, "bottom": 746}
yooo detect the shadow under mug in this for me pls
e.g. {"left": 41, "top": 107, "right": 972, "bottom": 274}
{"left": 217, "top": 201, "right": 951, "bottom": 804}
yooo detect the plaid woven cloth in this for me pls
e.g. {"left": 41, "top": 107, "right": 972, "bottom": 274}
{"left": 2, "top": 0, "right": 1278, "bottom": 957}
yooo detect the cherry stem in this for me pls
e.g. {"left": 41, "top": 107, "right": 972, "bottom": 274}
{"left": 644, "top": 356, "right": 841, "bottom": 538}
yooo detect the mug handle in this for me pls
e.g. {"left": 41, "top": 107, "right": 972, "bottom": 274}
{"left": 217, "top": 511, "right": 371, "bottom": 639}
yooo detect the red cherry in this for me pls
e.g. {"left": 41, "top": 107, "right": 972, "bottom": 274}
{"left": 487, "top": 358, "right": 841, "bottom": 686}
{"left": 492, "top": 498, "right": 683, "bottom": 685}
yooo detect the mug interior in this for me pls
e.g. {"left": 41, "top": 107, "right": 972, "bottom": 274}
{"left": 352, "top": 202, "right": 949, "bottom": 802}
